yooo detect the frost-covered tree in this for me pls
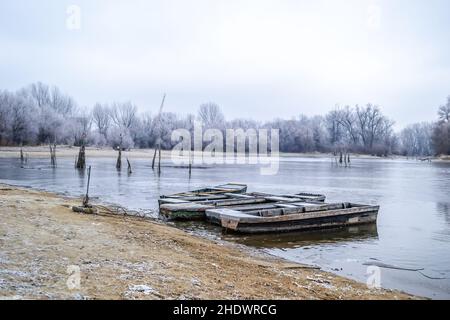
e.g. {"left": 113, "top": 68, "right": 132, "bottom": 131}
{"left": 92, "top": 103, "right": 111, "bottom": 140}
{"left": 401, "top": 123, "right": 433, "bottom": 156}
{"left": 198, "top": 102, "right": 225, "bottom": 129}
{"left": 438, "top": 96, "right": 450, "bottom": 123}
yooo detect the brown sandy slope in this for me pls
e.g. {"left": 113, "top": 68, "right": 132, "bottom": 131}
{"left": 0, "top": 185, "right": 418, "bottom": 300}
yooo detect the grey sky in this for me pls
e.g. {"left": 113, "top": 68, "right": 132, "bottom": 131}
{"left": 1, "top": 0, "right": 449, "bottom": 128}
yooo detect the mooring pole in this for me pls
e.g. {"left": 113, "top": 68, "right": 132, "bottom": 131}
{"left": 188, "top": 149, "right": 192, "bottom": 178}
{"left": 83, "top": 165, "right": 91, "bottom": 207}
{"left": 152, "top": 93, "right": 166, "bottom": 170}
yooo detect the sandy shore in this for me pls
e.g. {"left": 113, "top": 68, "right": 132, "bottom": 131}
{"left": 0, "top": 184, "right": 417, "bottom": 300}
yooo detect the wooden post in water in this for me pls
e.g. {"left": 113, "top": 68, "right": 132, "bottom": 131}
{"left": 20, "top": 147, "right": 24, "bottom": 162}
{"left": 339, "top": 151, "right": 343, "bottom": 165}
{"left": 83, "top": 166, "right": 91, "bottom": 207}
{"left": 188, "top": 150, "right": 192, "bottom": 178}
{"left": 127, "top": 158, "right": 132, "bottom": 174}
{"left": 116, "top": 134, "right": 123, "bottom": 170}
{"left": 50, "top": 144, "right": 57, "bottom": 167}
{"left": 152, "top": 94, "right": 166, "bottom": 171}
{"left": 76, "top": 145, "right": 86, "bottom": 169}
{"left": 152, "top": 145, "right": 158, "bottom": 169}
{"left": 76, "top": 134, "right": 87, "bottom": 169}
{"left": 53, "top": 143, "right": 57, "bottom": 166}
{"left": 157, "top": 144, "right": 162, "bottom": 175}
{"left": 116, "top": 148, "right": 122, "bottom": 170}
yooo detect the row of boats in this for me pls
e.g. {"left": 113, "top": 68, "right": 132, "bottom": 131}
{"left": 158, "top": 183, "right": 379, "bottom": 234}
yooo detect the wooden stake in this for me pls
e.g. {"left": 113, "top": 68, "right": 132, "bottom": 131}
{"left": 188, "top": 150, "right": 192, "bottom": 178}
{"left": 152, "top": 144, "right": 158, "bottom": 169}
{"left": 116, "top": 134, "right": 123, "bottom": 170}
{"left": 127, "top": 158, "right": 132, "bottom": 174}
{"left": 53, "top": 143, "right": 57, "bottom": 167}
{"left": 83, "top": 166, "right": 91, "bottom": 207}
{"left": 157, "top": 144, "right": 161, "bottom": 175}
{"left": 116, "top": 148, "right": 122, "bottom": 170}
{"left": 76, "top": 145, "right": 86, "bottom": 169}
{"left": 152, "top": 93, "right": 166, "bottom": 170}
{"left": 50, "top": 144, "right": 57, "bottom": 167}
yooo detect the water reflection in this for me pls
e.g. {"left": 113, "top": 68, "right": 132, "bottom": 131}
{"left": 437, "top": 202, "right": 450, "bottom": 225}
{"left": 221, "top": 224, "right": 379, "bottom": 249}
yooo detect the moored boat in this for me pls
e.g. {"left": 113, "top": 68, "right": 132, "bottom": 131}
{"left": 159, "top": 185, "right": 327, "bottom": 221}
{"left": 205, "top": 202, "right": 379, "bottom": 234}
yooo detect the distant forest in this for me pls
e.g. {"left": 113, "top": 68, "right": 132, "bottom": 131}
{"left": 0, "top": 82, "right": 449, "bottom": 157}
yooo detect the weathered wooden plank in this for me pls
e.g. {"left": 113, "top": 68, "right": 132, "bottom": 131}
{"left": 158, "top": 198, "right": 190, "bottom": 205}
{"left": 226, "top": 203, "right": 280, "bottom": 211}
{"left": 274, "top": 204, "right": 299, "bottom": 208}
{"left": 168, "top": 194, "right": 229, "bottom": 202}
{"left": 160, "top": 202, "right": 214, "bottom": 213}
{"left": 199, "top": 198, "right": 267, "bottom": 207}
{"left": 206, "top": 208, "right": 251, "bottom": 221}
{"left": 222, "top": 193, "right": 256, "bottom": 199}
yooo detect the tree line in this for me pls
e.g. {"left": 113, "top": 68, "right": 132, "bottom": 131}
{"left": 0, "top": 82, "right": 449, "bottom": 157}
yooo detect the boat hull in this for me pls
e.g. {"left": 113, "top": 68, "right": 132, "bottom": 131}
{"left": 206, "top": 205, "right": 379, "bottom": 234}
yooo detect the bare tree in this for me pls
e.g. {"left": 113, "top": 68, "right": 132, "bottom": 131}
{"left": 355, "top": 104, "right": 392, "bottom": 151}
{"left": 438, "top": 96, "right": 450, "bottom": 123}
{"left": 432, "top": 96, "right": 450, "bottom": 155}
{"left": 28, "top": 82, "right": 50, "bottom": 108}
{"left": 68, "top": 110, "right": 92, "bottom": 146}
{"left": 336, "top": 106, "right": 359, "bottom": 145}
{"left": 92, "top": 103, "right": 111, "bottom": 139}
{"left": 10, "top": 95, "right": 37, "bottom": 144}
{"left": 432, "top": 122, "right": 450, "bottom": 155}
{"left": 401, "top": 122, "right": 433, "bottom": 156}
{"left": 0, "top": 90, "right": 12, "bottom": 144}
{"left": 50, "top": 87, "right": 76, "bottom": 115}
{"left": 198, "top": 102, "right": 225, "bottom": 128}
{"left": 325, "top": 108, "right": 344, "bottom": 147}
{"left": 110, "top": 102, "right": 138, "bottom": 129}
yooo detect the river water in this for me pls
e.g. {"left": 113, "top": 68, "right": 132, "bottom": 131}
{"left": 1, "top": 155, "right": 449, "bottom": 299}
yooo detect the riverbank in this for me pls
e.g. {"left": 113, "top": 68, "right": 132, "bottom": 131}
{"left": 1, "top": 145, "right": 446, "bottom": 161}
{"left": 0, "top": 184, "right": 417, "bottom": 300}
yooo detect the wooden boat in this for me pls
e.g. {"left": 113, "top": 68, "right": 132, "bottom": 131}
{"left": 159, "top": 184, "right": 326, "bottom": 220}
{"left": 205, "top": 202, "right": 379, "bottom": 234}
{"left": 159, "top": 183, "right": 247, "bottom": 219}
{"left": 159, "top": 183, "right": 247, "bottom": 202}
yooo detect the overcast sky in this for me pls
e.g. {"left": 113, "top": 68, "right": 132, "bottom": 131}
{"left": 1, "top": 0, "right": 449, "bottom": 128}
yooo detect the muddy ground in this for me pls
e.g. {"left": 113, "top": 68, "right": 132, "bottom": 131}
{"left": 0, "top": 185, "right": 418, "bottom": 300}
